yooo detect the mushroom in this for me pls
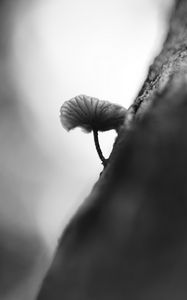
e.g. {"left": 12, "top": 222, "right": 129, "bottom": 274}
{"left": 60, "top": 94, "right": 126, "bottom": 167}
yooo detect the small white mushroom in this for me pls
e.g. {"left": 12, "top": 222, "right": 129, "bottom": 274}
{"left": 60, "top": 94, "right": 126, "bottom": 167}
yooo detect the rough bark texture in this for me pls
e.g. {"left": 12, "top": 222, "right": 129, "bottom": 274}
{"left": 37, "top": 1, "right": 187, "bottom": 299}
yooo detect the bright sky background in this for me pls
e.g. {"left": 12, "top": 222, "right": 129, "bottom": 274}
{"left": 9, "top": 0, "right": 173, "bottom": 249}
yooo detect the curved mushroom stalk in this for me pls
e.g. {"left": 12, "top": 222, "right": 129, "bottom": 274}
{"left": 92, "top": 129, "right": 107, "bottom": 167}
{"left": 60, "top": 94, "right": 126, "bottom": 167}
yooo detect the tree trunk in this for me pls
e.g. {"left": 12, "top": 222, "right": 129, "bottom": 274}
{"left": 37, "top": 1, "right": 187, "bottom": 299}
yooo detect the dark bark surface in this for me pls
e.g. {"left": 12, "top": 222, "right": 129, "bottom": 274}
{"left": 37, "top": 1, "right": 187, "bottom": 299}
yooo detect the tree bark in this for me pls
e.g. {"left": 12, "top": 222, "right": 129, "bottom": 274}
{"left": 37, "top": 1, "right": 187, "bottom": 299}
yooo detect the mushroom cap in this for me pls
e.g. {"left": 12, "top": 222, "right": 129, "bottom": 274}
{"left": 60, "top": 94, "right": 126, "bottom": 133}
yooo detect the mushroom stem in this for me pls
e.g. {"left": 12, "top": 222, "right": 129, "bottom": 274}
{"left": 93, "top": 130, "right": 107, "bottom": 167}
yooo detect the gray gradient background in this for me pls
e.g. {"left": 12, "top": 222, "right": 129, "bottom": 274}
{"left": 0, "top": 0, "right": 173, "bottom": 298}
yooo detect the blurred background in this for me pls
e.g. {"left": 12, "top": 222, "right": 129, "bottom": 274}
{"left": 0, "top": 0, "right": 174, "bottom": 299}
